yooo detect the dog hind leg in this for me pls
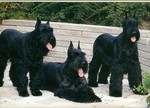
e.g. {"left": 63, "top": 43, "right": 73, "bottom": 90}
{"left": 88, "top": 48, "right": 101, "bottom": 87}
{"left": 98, "top": 65, "right": 110, "bottom": 84}
{"left": 0, "top": 55, "right": 8, "bottom": 86}
{"left": 9, "top": 62, "right": 19, "bottom": 87}
{"left": 88, "top": 47, "right": 112, "bottom": 87}
{"left": 11, "top": 59, "right": 29, "bottom": 97}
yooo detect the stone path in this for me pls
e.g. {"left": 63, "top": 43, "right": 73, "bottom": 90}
{"left": 0, "top": 63, "right": 149, "bottom": 108}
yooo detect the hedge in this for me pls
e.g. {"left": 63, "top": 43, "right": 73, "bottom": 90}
{"left": 0, "top": 2, "right": 150, "bottom": 29}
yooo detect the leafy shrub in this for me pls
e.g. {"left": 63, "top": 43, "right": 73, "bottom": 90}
{"left": 143, "top": 72, "right": 150, "bottom": 90}
{"left": 133, "top": 72, "right": 150, "bottom": 107}
{"left": 1, "top": 2, "right": 150, "bottom": 29}
{"left": 133, "top": 83, "right": 149, "bottom": 95}
{"left": 143, "top": 72, "right": 150, "bottom": 107}
{"left": 0, "top": 2, "right": 32, "bottom": 22}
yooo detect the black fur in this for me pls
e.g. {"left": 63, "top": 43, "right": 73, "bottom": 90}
{"left": 88, "top": 13, "right": 146, "bottom": 97}
{"left": 40, "top": 41, "right": 101, "bottom": 103}
{"left": 0, "top": 18, "right": 56, "bottom": 97}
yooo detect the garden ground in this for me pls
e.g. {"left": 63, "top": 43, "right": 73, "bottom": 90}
{"left": 0, "top": 63, "right": 149, "bottom": 108}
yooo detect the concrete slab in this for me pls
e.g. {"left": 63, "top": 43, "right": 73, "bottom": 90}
{"left": 0, "top": 63, "right": 149, "bottom": 108}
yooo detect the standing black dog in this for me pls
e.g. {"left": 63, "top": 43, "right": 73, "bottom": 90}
{"left": 0, "top": 18, "right": 56, "bottom": 97}
{"left": 40, "top": 41, "right": 101, "bottom": 103}
{"left": 88, "top": 13, "right": 146, "bottom": 97}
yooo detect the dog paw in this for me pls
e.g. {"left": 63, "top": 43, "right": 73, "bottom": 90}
{"left": 109, "top": 89, "right": 122, "bottom": 97}
{"left": 31, "top": 90, "right": 42, "bottom": 96}
{"left": 13, "top": 83, "right": 17, "bottom": 87}
{"left": 54, "top": 89, "right": 64, "bottom": 98}
{"left": 98, "top": 79, "right": 108, "bottom": 84}
{"left": 84, "top": 96, "right": 102, "bottom": 103}
{"left": 0, "top": 81, "right": 4, "bottom": 87}
{"left": 94, "top": 97, "right": 102, "bottom": 102}
{"left": 88, "top": 81, "right": 98, "bottom": 87}
{"left": 19, "top": 91, "right": 29, "bottom": 97}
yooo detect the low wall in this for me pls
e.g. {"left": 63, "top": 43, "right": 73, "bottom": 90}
{"left": 0, "top": 19, "right": 150, "bottom": 72}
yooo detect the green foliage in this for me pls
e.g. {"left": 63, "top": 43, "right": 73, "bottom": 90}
{"left": 1, "top": 2, "right": 150, "bottom": 28}
{"left": 0, "top": 2, "right": 32, "bottom": 22}
{"left": 23, "top": 2, "right": 150, "bottom": 27}
{"left": 133, "top": 71, "right": 150, "bottom": 107}
{"left": 147, "top": 96, "right": 150, "bottom": 107}
{"left": 133, "top": 72, "right": 150, "bottom": 107}
{"left": 143, "top": 72, "right": 150, "bottom": 107}
{"left": 133, "top": 83, "right": 149, "bottom": 95}
{"left": 143, "top": 72, "right": 150, "bottom": 90}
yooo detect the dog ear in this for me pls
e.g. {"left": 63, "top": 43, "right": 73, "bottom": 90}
{"left": 133, "top": 11, "right": 136, "bottom": 18}
{"left": 35, "top": 18, "right": 41, "bottom": 29}
{"left": 47, "top": 19, "right": 50, "bottom": 25}
{"left": 125, "top": 11, "right": 128, "bottom": 19}
{"left": 68, "top": 41, "right": 74, "bottom": 50}
{"left": 69, "top": 41, "right": 74, "bottom": 49}
{"left": 78, "top": 41, "right": 81, "bottom": 50}
{"left": 68, "top": 41, "right": 74, "bottom": 56}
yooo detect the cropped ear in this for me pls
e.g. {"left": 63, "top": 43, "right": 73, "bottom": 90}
{"left": 133, "top": 11, "right": 136, "bottom": 18}
{"left": 125, "top": 11, "right": 128, "bottom": 19}
{"left": 47, "top": 19, "right": 50, "bottom": 25}
{"left": 68, "top": 41, "right": 74, "bottom": 56}
{"left": 78, "top": 41, "right": 81, "bottom": 50}
{"left": 68, "top": 41, "right": 74, "bottom": 50}
{"left": 35, "top": 18, "right": 41, "bottom": 29}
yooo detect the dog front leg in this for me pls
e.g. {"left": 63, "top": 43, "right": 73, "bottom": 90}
{"left": 128, "top": 60, "right": 148, "bottom": 95}
{"left": 30, "top": 63, "right": 43, "bottom": 96}
{"left": 109, "top": 60, "right": 124, "bottom": 97}
{"left": 12, "top": 59, "right": 29, "bottom": 97}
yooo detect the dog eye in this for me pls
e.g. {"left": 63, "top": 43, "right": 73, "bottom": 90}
{"left": 50, "top": 28, "right": 53, "bottom": 32}
{"left": 127, "top": 21, "right": 131, "bottom": 26}
{"left": 74, "top": 52, "right": 79, "bottom": 56}
{"left": 135, "top": 22, "right": 138, "bottom": 27}
{"left": 41, "top": 29, "right": 47, "bottom": 32}
{"left": 82, "top": 52, "right": 86, "bottom": 56}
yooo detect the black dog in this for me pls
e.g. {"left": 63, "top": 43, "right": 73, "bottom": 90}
{"left": 0, "top": 18, "right": 56, "bottom": 97}
{"left": 88, "top": 13, "right": 146, "bottom": 97}
{"left": 40, "top": 41, "right": 101, "bottom": 103}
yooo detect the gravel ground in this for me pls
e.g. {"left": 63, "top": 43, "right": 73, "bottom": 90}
{"left": 0, "top": 63, "right": 149, "bottom": 108}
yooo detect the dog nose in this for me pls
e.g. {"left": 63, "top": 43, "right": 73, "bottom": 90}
{"left": 49, "top": 36, "right": 56, "bottom": 48}
{"left": 50, "top": 36, "right": 55, "bottom": 40}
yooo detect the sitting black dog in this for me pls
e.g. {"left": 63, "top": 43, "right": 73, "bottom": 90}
{"left": 88, "top": 13, "right": 147, "bottom": 97}
{"left": 0, "top": 18, "right": 56, "bottom": 97}
{"left": 40, "top": 41, "right": 101, "bottom": 103}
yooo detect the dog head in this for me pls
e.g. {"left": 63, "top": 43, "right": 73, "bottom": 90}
{"left": 35, "top": 18, "right": 56, "bottom": 51}
{"left": 123, "top": 12, "right": 140, "bottom": 43}
{"left": 66, "top": 41, "right": 88, "bottom": 78}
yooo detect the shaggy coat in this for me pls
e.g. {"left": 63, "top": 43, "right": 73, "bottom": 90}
{"left": 0, "top": 18, "right": 56, "bottom": 97}
{"left": 40, "top": 42, "right": 101, "bottom": 103}
{"left": 88, "top": 13, "right": 145, "bottom": 97}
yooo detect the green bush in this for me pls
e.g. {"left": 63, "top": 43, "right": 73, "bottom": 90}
{"left": 143, "top": 72, "right": 150, "bottom": 90}
{"left": 133, "top": 72, "right": 150, "bottom": 107}
{"left": 1, "top": 2, "right": 150, "bottom": 29}
{"left": 23, "top": 2, "right": 150, "bottom": 27}
{"left": 0, "top": 3, "right": 29, "bottom": 21}
{"left": 143, "top": 72, "right": 150, "bottom": 107}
